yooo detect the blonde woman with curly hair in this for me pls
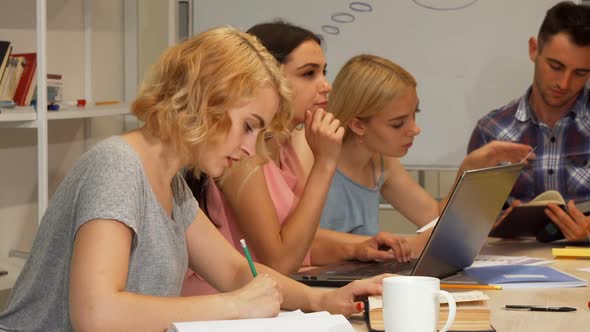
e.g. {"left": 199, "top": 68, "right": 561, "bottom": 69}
{"left": 0, "top": 27, "right": 387, "bottom": 332}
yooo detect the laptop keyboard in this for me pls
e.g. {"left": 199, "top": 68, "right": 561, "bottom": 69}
{"left": 339, "top": 259, "right": 419, "bottom": 276}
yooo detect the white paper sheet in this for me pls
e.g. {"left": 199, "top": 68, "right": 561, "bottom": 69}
{"left": 169, "top": 311, "right": 354, "bottom": 332}
{"left": 416, "top": 217, "right": 438, "bottom": 233}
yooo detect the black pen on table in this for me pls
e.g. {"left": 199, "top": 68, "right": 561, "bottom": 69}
{"left": 504, "top": 305, "right": 576, "bottom": 312}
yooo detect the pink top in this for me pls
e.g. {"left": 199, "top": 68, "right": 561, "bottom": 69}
{"left": 181, "top": 142, "right": 311, "bottom": 296}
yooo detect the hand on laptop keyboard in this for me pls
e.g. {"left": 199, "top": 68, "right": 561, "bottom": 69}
{"left": 352, "top": 232, "right": 412, "bottom": 263}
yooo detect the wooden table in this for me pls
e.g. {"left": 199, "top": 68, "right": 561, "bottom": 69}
{"left": 350, "top": 238, "right": 590, "bottom": 332}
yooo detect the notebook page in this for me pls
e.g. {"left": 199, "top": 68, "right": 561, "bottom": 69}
{"left": 169, "top": 311, "right": 354, "bottom": 332}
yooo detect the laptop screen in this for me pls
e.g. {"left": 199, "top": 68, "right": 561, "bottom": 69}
{"left": 412, "top": 163, "right": 524, "bottom": 278}
{"left": 290, "top": 163, "right": 524, "bottom": 286}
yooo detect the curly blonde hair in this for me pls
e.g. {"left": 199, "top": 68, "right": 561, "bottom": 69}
{"left": 328, "top": 54, "right": 416, "bottom": 141}
{"left": 132, "top": 26, "right": 292, "bottom": 166}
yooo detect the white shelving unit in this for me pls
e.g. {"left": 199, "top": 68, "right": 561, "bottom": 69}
{"left": 0, "top": 0, "right": 132, "bottom": 295}
{"left": 0, "top": 104, "right": 130, "bottom": 126}
{"left": 0, "top": 0, "right": 130, "bottom": 223}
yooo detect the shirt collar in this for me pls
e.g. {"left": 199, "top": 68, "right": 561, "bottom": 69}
{"left": 515, "top": 86, "right": 536, "bottom": 123}
{"left": 515, "top": 86, "right": 589, "bottom": 123}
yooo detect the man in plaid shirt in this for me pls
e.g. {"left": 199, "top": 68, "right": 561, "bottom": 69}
{"left": 468, "top": 1, "right": 590, "bottom": 242}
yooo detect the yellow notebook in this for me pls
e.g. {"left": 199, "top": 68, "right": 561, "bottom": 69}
{"left": 552, "top": 246, "right": 590, "bottom": 258}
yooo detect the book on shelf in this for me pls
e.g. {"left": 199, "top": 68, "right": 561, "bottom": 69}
{"left": 0, "top": 41, "right": 12, "bottom": 84}
{"left": 11, "top": 53, "right": 36, "bottom": 106}
{"left": 365, "top": 294, "right": 494, "bottom": 332}
{"left": 489, "top": 190, "right": 590, "bottom": 240}
{"left": 0, "top": 56, "right": 24, "bottom": 101}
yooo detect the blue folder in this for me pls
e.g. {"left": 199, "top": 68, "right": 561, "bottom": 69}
{"left": 463, "top": 265, "right": 586, "bottom": 288}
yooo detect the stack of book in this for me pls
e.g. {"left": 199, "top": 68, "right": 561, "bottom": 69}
{"left": 0, "top": 41, "right": 38, "bottom": 106}
{"left": 11, "top": 53, "right": 37, "bottom": 106}
{"left": 366, "top": 291, "right": 494, "bottom": 332}
{"left": 0, "top": 39, "right": 63, "bottom": 109}
{"left": 438, "top": 300, "right": 493, "bottom": 331}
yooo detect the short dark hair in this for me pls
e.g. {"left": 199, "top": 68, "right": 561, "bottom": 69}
{"left": 538, "top": 1, "right": 590, "bottom": 50}
{"left": 247, "top": 20, "right": 322, "bottom": 64}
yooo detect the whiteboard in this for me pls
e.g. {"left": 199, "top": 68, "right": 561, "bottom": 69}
{"left": 193, "top": 0, "right": 564, "bottom": 168}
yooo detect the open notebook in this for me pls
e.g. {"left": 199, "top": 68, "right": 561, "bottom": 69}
{"left": 168, "top": 310, "right": 354, "bottom": 332}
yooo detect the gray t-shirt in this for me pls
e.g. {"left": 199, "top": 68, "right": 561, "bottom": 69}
{"left": 0, "top": 136, "right": 198, "bottom": 332}
{"left": 320, "top": 156, "right": 384, "bottom": 235}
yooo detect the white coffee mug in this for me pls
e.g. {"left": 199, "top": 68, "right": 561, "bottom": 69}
{"left": 382, "top": 276, "right": 456, "bottom": 332}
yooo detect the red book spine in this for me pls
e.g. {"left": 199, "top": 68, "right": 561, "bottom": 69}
{"left": 12, "top": 53, "right": 36, "bottom": 106}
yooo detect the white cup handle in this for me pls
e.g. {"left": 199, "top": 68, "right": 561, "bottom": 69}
{"left": 437, "top": 290, "right": 456, "bottom": 332}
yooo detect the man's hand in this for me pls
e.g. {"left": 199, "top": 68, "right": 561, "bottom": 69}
{"left": 546, "top": 201, "right": 590, "bottom": 241}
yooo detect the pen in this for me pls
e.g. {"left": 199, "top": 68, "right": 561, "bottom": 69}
{"left": 504, "top": 305, "right": 576, "bottom": 312}
{"left": 519, "top": 145, "right": 537, "bottom": 163}
{"left": 240, "top": 239, "right": 258, "bottom": 277}
{"left": 440, "top": 283, "right": 503, "bottom": 290}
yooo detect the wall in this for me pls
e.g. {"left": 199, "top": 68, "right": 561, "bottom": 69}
{"left": 191, "top": 0, "right": 566, "bottom": 167}
{"left": 138, "top": 0, "right": 170, "bottom": 85}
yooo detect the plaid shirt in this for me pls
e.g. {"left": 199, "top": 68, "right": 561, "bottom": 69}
{"left": 468, "top": 86, "right": 590, "bottom": 204}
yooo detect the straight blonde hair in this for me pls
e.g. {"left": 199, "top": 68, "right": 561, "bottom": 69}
{"left": 328, "top": 54, "right": 416, "bottom": 141}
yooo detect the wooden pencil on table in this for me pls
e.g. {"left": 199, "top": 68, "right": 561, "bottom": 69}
{"left": 440, "top": 283, "right": 502, "bottom": 290}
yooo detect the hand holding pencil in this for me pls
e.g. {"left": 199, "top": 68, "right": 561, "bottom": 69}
{"left": 230, "top": 274, "right": 283, "bottom": 319}
{"left": 240, "top": 239, "right": 258, "bottom": 277}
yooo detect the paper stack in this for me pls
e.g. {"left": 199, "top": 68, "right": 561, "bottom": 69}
{"left": 169, "top": 310, "right": 354, "bottom": 332}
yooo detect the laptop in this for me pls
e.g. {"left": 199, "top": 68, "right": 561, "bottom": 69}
{"left": 291, "top": 163, "right": 524, "bottom": 287}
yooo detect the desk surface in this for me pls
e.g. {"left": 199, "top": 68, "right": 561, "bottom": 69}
{"left": 350, "top": 238, "right": 590, "bottom": 332}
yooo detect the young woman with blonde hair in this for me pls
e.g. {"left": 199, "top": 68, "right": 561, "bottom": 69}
{"left": 0, "top": 27, "right": 387, "bottom": 332}
{"left": 310, "top": 54, "right": 534, "bottom": 235}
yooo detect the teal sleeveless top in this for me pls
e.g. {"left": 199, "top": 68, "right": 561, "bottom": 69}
{"left": 319, "top": 155, "right": 385, "bottom": 235}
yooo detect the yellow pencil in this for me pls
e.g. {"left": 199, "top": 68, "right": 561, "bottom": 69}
{"left": 95, "top": 100, "right": 120, "bottom": 106}
{"left": 440, "top": 283, "right": 502, "bottom": 290}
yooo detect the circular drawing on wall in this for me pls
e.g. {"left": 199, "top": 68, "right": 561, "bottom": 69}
{"left": 411, "top": 0, "right": 478, "bottom": 11}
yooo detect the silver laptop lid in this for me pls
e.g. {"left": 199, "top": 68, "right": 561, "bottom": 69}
{"left": 412, "top": 163, "right": 524, "bottom": 278}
